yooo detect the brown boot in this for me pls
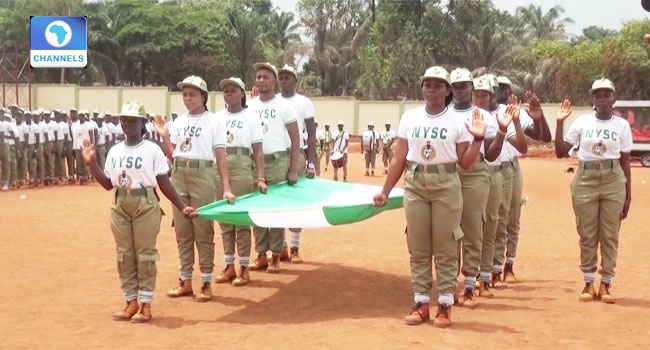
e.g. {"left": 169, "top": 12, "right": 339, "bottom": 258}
{"left": 194, "top": 282, "right": 212, "bottom": 302}
{"left": 504, "top": 262, "right": 516, "bottom": 282}
{"left": 290, "top": 247, "right": 303, "bottom": 264}
{"left": 492, "top": 271, "right": 507, "bottom": 289}
{"left": 579, "top": 282, "right": 597, "bottom": 302}
{"left": 433, "top": 304, "right": 452, "bottom": 328}
{"left": 232, "top": 266, "right": 250, "bottom": 287}
{"left": 267, "top": 253, "right": 281, "bottom": 273}
{"left": 214, "top": 264, "right": 237, "bottom": 283}
{"left": 458, "top": 287, "right": 479, "bottom": 309}
{"left": 249, "top": 253, "right": 268, "bottom": 271}
{"left": 131, "top": 303, "right": 152, "bottom": 323}
{"left": 112, "top": 299, "right": 139, "bottom": 321}
{"left": 404, "top": 302, "right": 429, "bottom": 325}
{"left": 167, "top": 278, "right": 193, "bottom": 298}
{"left": 598, "top": 282, "right": 615, "bottom": 304}
{"left": 478, "top": 281, "right": 494, "bottom": 298}
{"left": 279, "top": 246, "right": 290, "bottom": 262}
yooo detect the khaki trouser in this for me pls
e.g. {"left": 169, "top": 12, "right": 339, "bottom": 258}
{"left": 571, "top": 160, "right": 626, "bottom": 279}
{"left": 44, "top": 141, "right": 54, "bottom": 179}
{"left": 403, "top": 163, "right": 463, "bottom": 297}
{"left": 171, "top": 158, "right": 217, "bottom": 276}
{"left": 35, "top": 144, "right": 44, "bottom": 180}
{"left": 111, "top": 188, "right": 162, "bottom": 295}
{"left": 74, "top": 149, "right": 88, "bottom": 179}
{"left": 382, "top": 147, "right": 393, "bottom": 167}
{"left": 54, "top": 140, "right": 65, "bottom": 178}
{"left": 26, "top": 144, "right": 37, "bottom": 182}
{"left": 0, "top": 144, "right": 9, "bottom": 185}
{"left": 297, "top": 150, "right": 306, "bottom": 176}
{"left": 96, "top": 144, "right": 107, "bottom": 169}
{"left": 480, "top": 167, "right": 503, "bottom": 278}
{"left": 506, "top": 158, "right": 523, "bottom": 260}
{"left": 17, "top": 143, "right": 27, "bottom": 182}
{"left": 253, "top": 153, "right": 288, "bottom": 254}
{"left": 458, "top": 159, "right": 490, "bottom": 283}
{"left": 65, "top": 141, "right": 75, "bottom": 178}
{"left": 8, "top": 144, "right": 17, "bottom": 184}
{"left": 217, "top": 151, "right": 253, "bottom": 262}
{"left": 364, "top": 149, "right": 377, "bottom": 170}
{"left": 493, "top": 161, "right": 514, "bottom": 269}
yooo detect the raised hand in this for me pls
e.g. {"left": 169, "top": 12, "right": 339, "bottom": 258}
{"left": 525, "top": 91, "right": 543, "bottom": 120}
{"left": 467, "top": 108, "right": 487, "bottom": 139}
{"left": 497, "top": 108, "right": 513, "bottom": 132}
{"left": 81, "top": 139, "right": 96, "bottom": 163}
{"left": 557, "top": 99, "right": 572, "bottom": 122}
{"left": 153, "top": 114, "right": 169, "bottom": 138}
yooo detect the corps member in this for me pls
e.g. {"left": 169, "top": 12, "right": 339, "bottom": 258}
{"left": 373, "top": 66, "right": 486, "bottom": 328}
{"left": 82, "top": 102, "right": 197, "bottom": 323}
{"left": 247, "top": 62, "right": 301, "bottom": 273}
{"left": 381, "top": 120, "right": 396, "bottom": 174}
{"left": 554, "top": 78, "right": 631, "bottom": 304}
{"left": 331, "top": 121, "right": 349, "bottom": 181}
{"left": 154, "top": 75, "right": 234, "bottom": 303}
{"left": 278, "top": 64, "right": 317, "bottom": 263}
{"left": 213, "top": 77, "right": 267, "bottom": 287}
{"left": 361, "top": 121, "right": 381, "bottom": 176}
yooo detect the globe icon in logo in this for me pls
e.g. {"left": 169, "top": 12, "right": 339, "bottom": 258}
{"left": 44, "top": 20, "right": 72, "bottom": 48}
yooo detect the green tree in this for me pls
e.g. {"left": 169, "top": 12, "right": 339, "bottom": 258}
{"left": 516, "top": 4, "right": 574, "bottom": 41}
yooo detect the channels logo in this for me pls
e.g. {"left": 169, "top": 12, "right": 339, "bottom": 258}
{"left": 30, "top": 16, "right": 87, "bottom": 68}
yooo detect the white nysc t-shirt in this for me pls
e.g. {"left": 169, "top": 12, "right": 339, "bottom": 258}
{"left": 564, "top": 113, "right": 632, "bottom": 161}
{"left": 170, "top": 111, "right": 227, "bottom": 162}
{"left": 216, "top": 108, "right": 263, "bottom": 151}
{"left": 248, "top": 96, "right": 297, "bottom": 155}
{"left": 104, "top": 140, "right": 169, "bottom": 189}
{"left": 397, "top": 106, "right": 472, "bottom": 165}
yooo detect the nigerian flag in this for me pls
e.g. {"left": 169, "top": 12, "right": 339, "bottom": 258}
{"left": 197, "top": 177, "right": 403, "bottom": 228}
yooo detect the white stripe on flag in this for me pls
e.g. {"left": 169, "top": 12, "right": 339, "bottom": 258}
{"left": 249, "top": 206, "right": 331, "bottom": 228}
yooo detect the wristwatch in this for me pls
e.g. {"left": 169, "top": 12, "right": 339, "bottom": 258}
{"left": 308, "top": 162, "right": 315, "bottom": 170}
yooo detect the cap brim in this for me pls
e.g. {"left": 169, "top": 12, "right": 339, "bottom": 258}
{"left": 254, "top": 63, "right": 278, "bottom": 77}
{"left": 278, "top": 69, "right": 297, "bottom": 78}
{"left": 420, "top": 76, "right": 450, "bottom": 85}
{"left": 590, "top": 87, "right": 615, "bottom": 94}
{"left": 177, "top": 82, "right": 205, "bottom": 92}
{"left": 219, "top": 79, "right": 244, "bottom": 90}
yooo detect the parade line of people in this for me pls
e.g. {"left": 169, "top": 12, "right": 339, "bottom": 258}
{"left": 1, "top": 63, "right": 631, "bottom": 329}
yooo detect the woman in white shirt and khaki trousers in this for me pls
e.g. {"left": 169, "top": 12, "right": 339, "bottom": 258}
{"left": 555, "top": 78, "right": 632, "bottom": 304}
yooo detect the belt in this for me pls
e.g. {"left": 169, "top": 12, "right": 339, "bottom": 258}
{"left": 115, "top": 187, "right": 148, "bottom": 196}
{"left": 264, "top": 150, "right": 288, "bottom": 161}
{"left": 582, "top": 159, "right": 617, "bottom": 170}
{"left": 408, "top": 161, "right": 457, "bottom": 174}
{"left": 174, "top": 158, "right": 213, "bottom": 168}
{"left": 226, "top": 147, "right": 250, "bottom": 156}
{"left": 500, "top": 161, "right": 515, "bottom": 169}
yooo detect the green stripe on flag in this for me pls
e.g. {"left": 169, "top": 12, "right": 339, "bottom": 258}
{"left": 323, "top": 196, "right": 403, "bottom": 225}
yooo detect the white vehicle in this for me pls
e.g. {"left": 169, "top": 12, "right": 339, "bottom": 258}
{"left": 614, "top": 101, "right": 650, "bottom": 167}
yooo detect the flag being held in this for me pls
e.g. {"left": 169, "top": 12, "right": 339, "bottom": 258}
{"left": 197, "top": 177, "right": 403, "bottom": 228}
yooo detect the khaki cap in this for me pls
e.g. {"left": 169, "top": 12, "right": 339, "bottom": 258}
{"left": 117, "top": 102, "right": 147, "bottom": 119}
{"left": 177, "top": 75, "right": 208, "bottom": 93}
{"left": 590, "top": 78, "right": 615, "bottom": 94}
{"left": 419, "top": 66, "right": 450, "bottom": 85}
{"left": 450, "top": 68, "right": 473, "bottom": 84}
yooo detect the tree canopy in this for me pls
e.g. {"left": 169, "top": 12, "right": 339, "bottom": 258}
{"left": 1, "top": 0, "right": 649, "bottom": 104}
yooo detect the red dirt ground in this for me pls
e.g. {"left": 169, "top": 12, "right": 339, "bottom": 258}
{"left": 2, "top": 152, "right": 650, "bottom": 349}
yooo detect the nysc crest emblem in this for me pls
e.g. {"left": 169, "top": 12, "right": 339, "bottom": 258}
{"left": 420, "top": 141, "right": 436, "bottom": 161}
{"left": 592, "top": 140, "right": 607, "bottom": 157}
{"left": 180, "top": 137, "right": 193, "bottom": 153}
